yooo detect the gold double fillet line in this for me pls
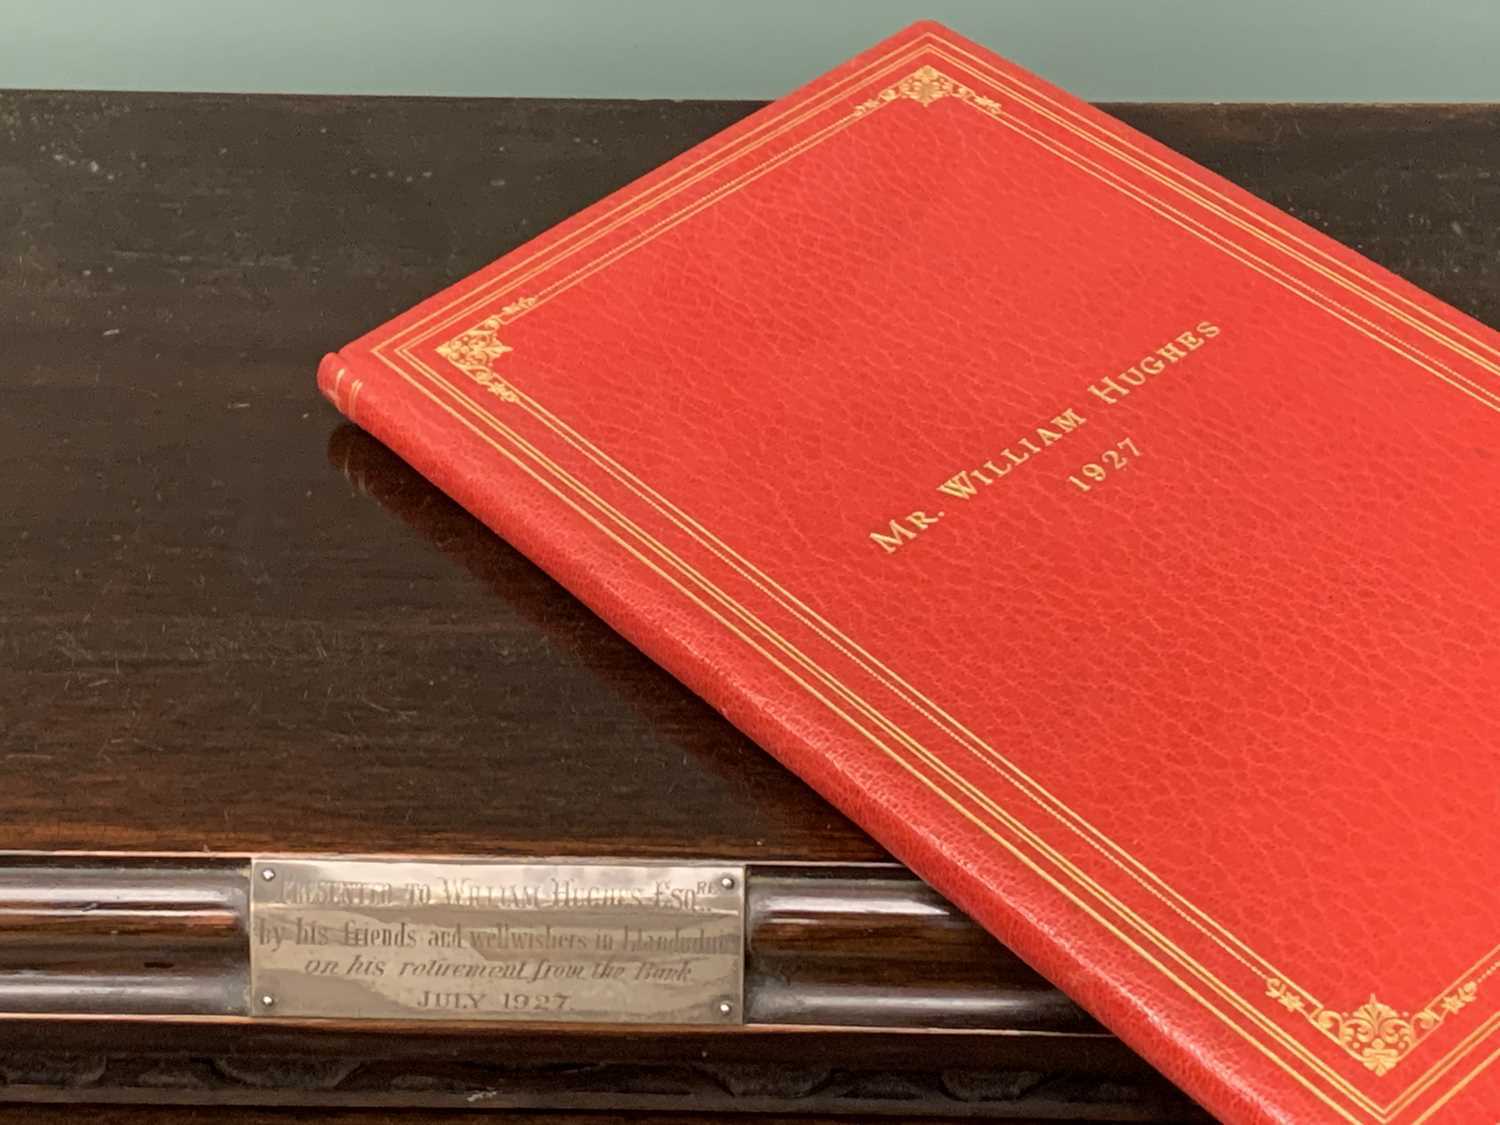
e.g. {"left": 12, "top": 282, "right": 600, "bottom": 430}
{"left": 369, "top": 31, "right": 1499, "bottom": 1122}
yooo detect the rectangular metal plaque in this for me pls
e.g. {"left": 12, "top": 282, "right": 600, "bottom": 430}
{"left": 250, "top": 858, "right": 745, "bottom": 1024}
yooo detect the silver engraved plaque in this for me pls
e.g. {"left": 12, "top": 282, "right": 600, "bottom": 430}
{"left": 250, "top": 858, "right": 745, "bottom": 1024}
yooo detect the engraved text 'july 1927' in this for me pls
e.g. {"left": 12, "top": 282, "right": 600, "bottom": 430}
{"left": 250, "top": 858, "right": 746, "bottom": 1024}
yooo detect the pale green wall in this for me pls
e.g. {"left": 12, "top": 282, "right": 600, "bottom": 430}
{"left": 2, "top": 0, "right": 1497, "bottom": 101}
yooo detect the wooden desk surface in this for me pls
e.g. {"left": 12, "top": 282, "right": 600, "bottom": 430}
{"left": 1, "top": 93, "right": 1496, "bottom": 1123}
{"left": 3, "top": 93, "right": 1497, "bottom": 860}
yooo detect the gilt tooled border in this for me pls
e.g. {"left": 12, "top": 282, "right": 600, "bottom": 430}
{"left": 415, "top": 53, "right": 1500, "bottom": 1117}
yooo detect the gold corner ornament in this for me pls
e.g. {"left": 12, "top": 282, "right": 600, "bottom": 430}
{"left": 1265, "top": 978, "right": 1481, "bottom": 1077}
{"left": 437, "top": 314, "right": 519, "bottom": 403}
{"left": 853, "top": 64, "right": 1003, "bottom": 120}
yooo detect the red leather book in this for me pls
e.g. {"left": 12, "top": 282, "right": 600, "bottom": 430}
{"left": 316, "top": 22, "right": 1500, "bottom": 1123}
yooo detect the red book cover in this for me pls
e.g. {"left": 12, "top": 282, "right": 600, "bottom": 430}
{"left": 316, "top": 22, "right": 1500, "bottom": 1123}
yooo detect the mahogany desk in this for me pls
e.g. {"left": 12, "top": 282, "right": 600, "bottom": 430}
{"left": 2, "top": 93, "right": 1496, "bottom": 1121}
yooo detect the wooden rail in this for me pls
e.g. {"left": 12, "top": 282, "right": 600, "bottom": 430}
{"left": 0, "top": 859, "right": 1089, "bottom": 1032}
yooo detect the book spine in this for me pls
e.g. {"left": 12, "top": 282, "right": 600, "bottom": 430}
{"left": 316, "top": 352, "right": 372, "bottom": 429}
{"left": 311, "top": 345, "right": 1265, "bottom": 1122}
{"left": 311, "top": 348, "right": 966, "bottom": 887}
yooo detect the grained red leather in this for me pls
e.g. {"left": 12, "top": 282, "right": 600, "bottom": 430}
{"left": 316, "top": 22, "right": 1500, "bottom": 1123}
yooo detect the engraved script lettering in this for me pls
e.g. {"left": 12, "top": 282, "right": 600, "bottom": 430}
{"left": 251, "top": 859, "right": 744, "bottom": 1025}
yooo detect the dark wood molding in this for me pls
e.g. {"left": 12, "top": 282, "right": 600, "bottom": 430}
{"left": 0, "top": 1052, "right": 1208, "bottom": 1120}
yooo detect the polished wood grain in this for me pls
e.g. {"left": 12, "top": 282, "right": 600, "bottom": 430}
{"left": 748, "top": 874, "right": 1007, "bottom": 965}
{"left": 744, "top": 872, "right": 1091, "bottom": 1030}
{"left": 0, "top": 864, "right": 245, "bottom": 1013}
{"left": 0, "top": 866, "right": 242, "bottom": 947}
{"left": 3, "top": 95, "right": 1497, "bottom": 861}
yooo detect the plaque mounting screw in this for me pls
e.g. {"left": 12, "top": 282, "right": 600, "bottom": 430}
{"left": 717, "top": 1000, "right": 734, "bottom": 1017}
{"left": 260, "top": 868, "right": 276, "bottom": 881}
{"left": 260, "top": 994, "right": 275, "bottom": 1008}
{"left": 719, "top": 875, "right": 736, "bottom": 890}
